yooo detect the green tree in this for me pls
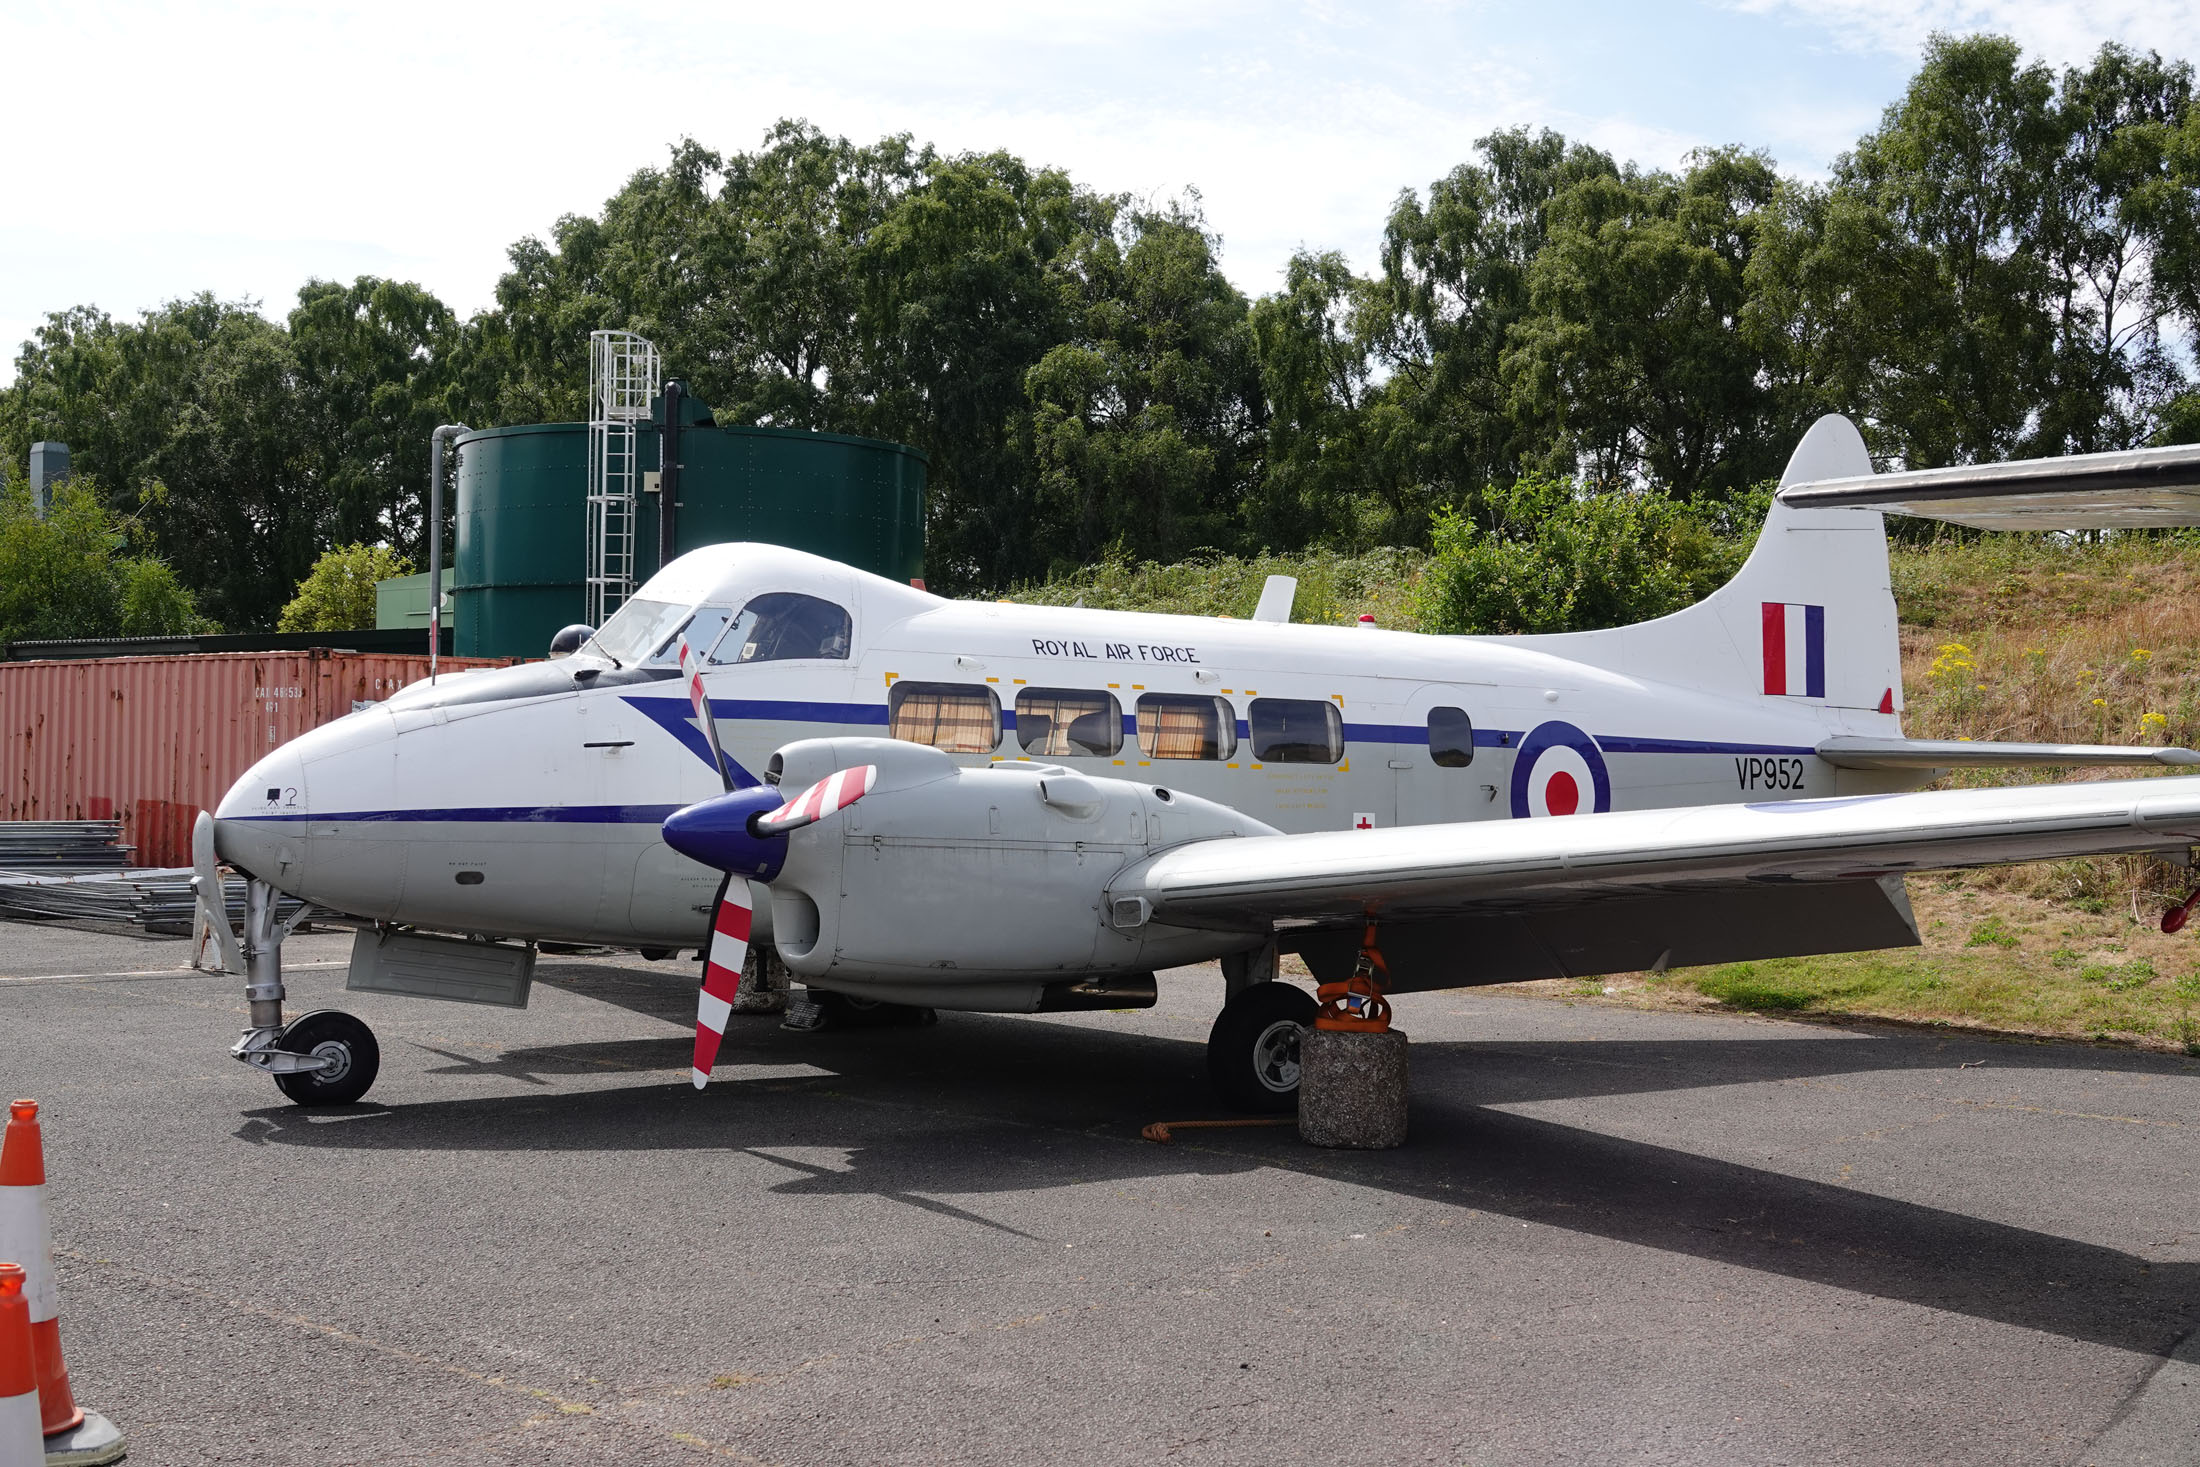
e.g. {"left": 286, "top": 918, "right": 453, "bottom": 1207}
{"left": 1024, "top": 197, "right": 1262, "bottom": 571}
{"left": 2032, "top": 44, "right": 2194, "bottom": 452}
{"left": 1373, "top": 128, "right": 1619, "bottom": 511}
{"left": 855, "top": 150, "right": 1115, "bottom": 588}
{"left": 288, "top": 277, "right": 460, "bottom": 556}
{"left": 2, "top": 289, "right": 446, "bottom": 630}
{"left": 276, "top": 543, "right": 411, "bottom": 632}
{"left": 459, "top": 125, "right": 928, "bottom": 430}
{"left": 1505, "top": 147, "right": 1785, "bottom": 498}
{"left": 0, "top": 473, "right": 209, "bottom": 642}
{"left": 1247, "top": 250, "right": 1413, "bottom": 548}
{"left": 1749, "top": 35, "right": 2067, "bottom": 468}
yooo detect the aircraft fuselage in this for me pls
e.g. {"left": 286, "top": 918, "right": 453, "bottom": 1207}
{"left": 214, "top": 544, "right": 1921, "bottom": 950}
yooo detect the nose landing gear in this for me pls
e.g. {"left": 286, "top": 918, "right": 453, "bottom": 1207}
{"left": 195, "top": 813, "right": 381, "bottom": 1107}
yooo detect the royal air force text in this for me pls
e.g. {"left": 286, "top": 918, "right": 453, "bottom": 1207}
{"left": 1031, "top": 639, "right": 1200, "bottom": 664}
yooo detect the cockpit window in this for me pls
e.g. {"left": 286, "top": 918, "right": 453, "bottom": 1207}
{"left": 582, "top": 598, "right": 690, "bottom": 668}
{"left": 667, "top": 605, "right": 736, "bottom": 666}
{"left": 706, "top": 592, "right": 852, "bottom": 664}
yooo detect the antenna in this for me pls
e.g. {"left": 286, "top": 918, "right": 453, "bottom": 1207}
{"left": 585, "top": 331, "right": 662, "bottom": 628}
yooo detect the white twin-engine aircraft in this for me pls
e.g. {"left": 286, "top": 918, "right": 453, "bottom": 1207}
{"left": 201, "top": 415, "right": 2200, "bottom": 1110}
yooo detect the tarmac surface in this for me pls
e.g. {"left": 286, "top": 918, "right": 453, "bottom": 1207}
{"left": 6, "top": 919, "right": 2200, "bottom": 1466}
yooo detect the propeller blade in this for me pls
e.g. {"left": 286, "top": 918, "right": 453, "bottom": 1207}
{"left": 678, "top": 635, "right": 734, "bottom": 794}
{"left": 692, "top": 874, "right": 751, "bottom": 1088}
{"left": 756, "top": 764, "right": 878, "bottom": 833}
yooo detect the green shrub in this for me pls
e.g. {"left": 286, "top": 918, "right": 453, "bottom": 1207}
{"left": 1412, "top": 476, "right": 1764, "bottom": 635}
{"left": 278, "top": 543, "right": 412, "bottom": 633}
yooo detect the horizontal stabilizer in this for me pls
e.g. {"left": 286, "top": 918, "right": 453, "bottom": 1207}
{"left": 1816, "top": 737, "right": 2200, "bottom": 770}
{"left": 1779, "top": 442, "right": 2200, "bottom": 529}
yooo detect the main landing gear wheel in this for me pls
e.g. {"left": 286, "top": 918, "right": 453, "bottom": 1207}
{"left": 272, "top": 1010, "right": 381, "bottom": 1106}
{"left": 1207, "top": 982, "right": 1317, "bottom": 1112}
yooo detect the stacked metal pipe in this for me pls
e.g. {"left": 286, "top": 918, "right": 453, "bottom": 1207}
{"left": 0, "top": 868, "right": 312, "bottom": 934}
{"left": 0, "top": 822, "right": 133, "bottom": 870}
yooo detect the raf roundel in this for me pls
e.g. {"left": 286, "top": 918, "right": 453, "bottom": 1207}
{"left": 1508, "top": 721, "right": 1612, "bottom": 819}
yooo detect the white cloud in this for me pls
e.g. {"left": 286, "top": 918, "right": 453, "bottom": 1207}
{"left": 1724, "top": 0, "right": 2200, "bottom": 66}
{"left": 6, "top": 0, "right": 2190, "bottom": 389}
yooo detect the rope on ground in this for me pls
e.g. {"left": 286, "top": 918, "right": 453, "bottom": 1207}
{"left": 1141, "top": 1118, "right": 1296, "bottom": 1144}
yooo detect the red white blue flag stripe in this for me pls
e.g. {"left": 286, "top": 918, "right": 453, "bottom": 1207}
{"left": 1761, "top": 602, "right": 1825, "bottom": 698}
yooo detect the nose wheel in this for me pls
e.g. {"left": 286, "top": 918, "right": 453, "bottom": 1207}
{"left": 197, "top": 840, "right": 385, "bottom": 1107}
{"left": 1206, "top": 981, "right": 1317, "bottom": 1112}
{"left": 270, "top": 1010, "right": 382, "bottom": 1106}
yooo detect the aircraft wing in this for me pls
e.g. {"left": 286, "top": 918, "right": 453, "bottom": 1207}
{"left": 1124, "top": 776, "right": 2200, "bottom": 934}
{"left": 1777, "top": 442, "right": 2200, "bottom": 529}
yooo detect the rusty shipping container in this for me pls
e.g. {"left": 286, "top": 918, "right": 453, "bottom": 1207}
{"left": 0, "top": 651, "right": 510, "bottom": 867}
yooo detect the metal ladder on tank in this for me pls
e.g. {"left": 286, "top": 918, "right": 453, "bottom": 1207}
{"left": 585, "top": 330, "right": 662, "bottom": 629}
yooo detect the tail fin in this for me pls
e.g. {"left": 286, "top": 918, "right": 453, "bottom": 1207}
{"left": 1516, "top": 415, "right": 1904, "bottom": 721}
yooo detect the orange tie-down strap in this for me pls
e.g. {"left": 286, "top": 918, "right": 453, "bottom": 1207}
{"left": 1314, "top": 921, "right": 1393, "bottom": 1033}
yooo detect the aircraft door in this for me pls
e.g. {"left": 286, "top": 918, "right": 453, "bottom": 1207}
{"left": 1391, "top": 684, "right": 1499, "bottom": 829}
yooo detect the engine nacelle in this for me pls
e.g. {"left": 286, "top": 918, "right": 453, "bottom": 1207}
{"left": 762, "top": 738, "right": 1275, "bottom": 1010}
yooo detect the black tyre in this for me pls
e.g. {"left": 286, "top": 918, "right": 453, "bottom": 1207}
{"left": 1207, "top": 982, "right": 1317, "bottom": 1112}
{"left": 272, "top": 1010, "right": 381, "bottom": 1106}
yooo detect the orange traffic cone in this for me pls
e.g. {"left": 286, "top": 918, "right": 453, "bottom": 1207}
{"left": 0, "top": 1104, "right": 123, "bottom": 1466}
{"left": 0, "top": 1103, "right": 77, "bottom": 1439}
{"left": 0, "top": 1264, "right": 39, "bottom": 1467}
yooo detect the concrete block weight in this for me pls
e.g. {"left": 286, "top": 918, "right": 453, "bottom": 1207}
{"left": 1298, "top": 1027, "right": 1409, "bottom": 1149}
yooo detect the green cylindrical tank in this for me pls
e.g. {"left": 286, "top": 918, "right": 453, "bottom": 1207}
{"left": 452, "top": 422, "right": 927, "bottom": 660}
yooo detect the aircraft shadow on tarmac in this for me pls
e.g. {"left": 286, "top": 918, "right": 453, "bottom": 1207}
{"left": 229, "top": 962, "right": 2200, "bottom": 1362}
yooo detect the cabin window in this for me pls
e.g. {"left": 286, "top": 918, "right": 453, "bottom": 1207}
{"left": 1429, "top": 706, "right": 1475, "bottom": 767}
{"left": 708, "top": 592, "right": 852, "bottom": 664}
{"left": 1016, "top": 689, "right": 1123, "bottom": 757}
{"left": 1249, "top": 697, "right": 1343, "bottom": 764}
{"left": 889, "top": 681, "right": 1000, "bottom": 753}
{"left": 1136, "top": 694, "right": 1236, "bottom": 761}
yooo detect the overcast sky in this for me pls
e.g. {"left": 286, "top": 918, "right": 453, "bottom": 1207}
{"left": 6, "top": 0, "right": 2198, "bottom": 388}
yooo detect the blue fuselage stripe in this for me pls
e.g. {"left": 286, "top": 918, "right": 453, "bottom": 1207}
{"left": 233, "top": 804, "right": 686, "bottom": 825}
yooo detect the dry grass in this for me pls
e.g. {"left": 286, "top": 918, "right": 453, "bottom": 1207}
{"left": 1895, "top": 535, "right": 2200, "bottom": 751}
{"left": 1559, "top": 532, "right": 2200, "bottom": 1047}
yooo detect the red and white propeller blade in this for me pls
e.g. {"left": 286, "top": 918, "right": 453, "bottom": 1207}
{"left": 756, "top": 764, "right": 877, "bottom": 833}
{"left": 692, "top": 874, "right": 751, "bottom": 1088}
{"left": 677, "top": 635, "right": 733, "bottom": 794}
